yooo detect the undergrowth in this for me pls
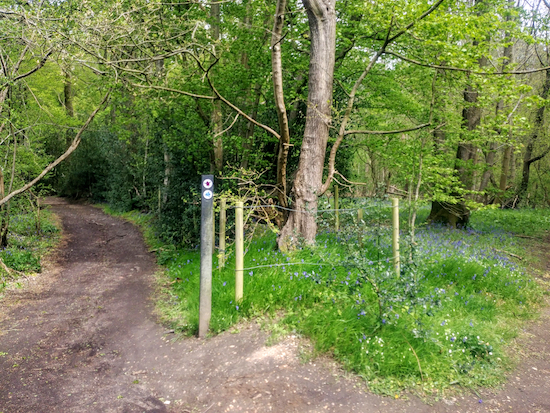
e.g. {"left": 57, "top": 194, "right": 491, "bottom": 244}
{"left": 0, "top": 209, "right": 59, "bottom": 291}
{"left": 112, "top": 202, "right": 549, "bottom": 396}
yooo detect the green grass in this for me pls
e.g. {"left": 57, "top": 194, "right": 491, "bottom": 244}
{"left": 470, "top": 207, "right": 550, "bottom": 237}
{"left": 112, "top": 203, "right": 547, "bottom": 396}
{"left": 0, "top": 208, "right": 60, "bottom": 290}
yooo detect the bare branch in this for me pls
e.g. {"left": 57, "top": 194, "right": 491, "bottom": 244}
{"left": 319, "top": 0, "right": 445, "bottom": 196}
{"left": 385, "top": 50, "right": 550, "bottom": 75}
{"left": 131, "top": 83, "right": 216, "bottom": 100}
{"left": 345, "top": 123, "right": 432, "bottom": 136}
{"left": 527, "top": 145, "right": 550, "bottom": 165}
{"left": 0, "top": 90, "right": 112, "bottom": 207}
{"left": 207, "top": 76, "right": 281, "bottom": 140}
{"left": 335, "top": 170, "right": 367, "bottom": 186}
{"left": 387, "top": 0, "right": 446, "bottom": 43}
{"left": 319, "top": 18, "right": 392, "bottom": 195}
{"left": 212, "top": 113, "right": 239, "bottom": 139}
{"left": 0, "top": 49, "right": 53, "bottom": 90}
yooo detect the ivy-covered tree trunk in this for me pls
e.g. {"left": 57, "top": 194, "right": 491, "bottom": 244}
{"left": 428, "top": 0, "right": 488, "bottom": 227}
{"left": 272, "top": 0, "right": 291, "bottom": 210}
{"left": 480, "top": 13, "right": 513, "bottom": 200}
{"left": 428, "top": 74, "right": 482, "bottom": 226}
{"left": 428, "top": 82, "right": 482, "bottom": 227}
{"left": 516, "top": 66, "right": 550, "bottom": 206}
{"left": 278, "top": 0, "right": 336, "bottom": 250}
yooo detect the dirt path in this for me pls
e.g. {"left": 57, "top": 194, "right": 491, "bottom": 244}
{"left": 1, "top": 199, "right": 549, "bottom": 413}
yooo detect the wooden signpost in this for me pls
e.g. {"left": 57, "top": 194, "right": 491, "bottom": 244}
{"left": 199, "top": 175, "right": 214, "bottom": 338}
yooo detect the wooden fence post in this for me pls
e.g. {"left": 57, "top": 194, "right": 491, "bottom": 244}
{"left": 392, "top": 197, "right": 400, "bottom": 277}
{"left": 219, "top": 197, "right": 226, "bottom": 268}
{"left": 199, "top": 175, "right": 214, "bottom": 338}
{"left": 213, "top": 200, "right": 216, "bottom": 250}
{"left": 235, "top": 201, "right": 244, "bottom": 302}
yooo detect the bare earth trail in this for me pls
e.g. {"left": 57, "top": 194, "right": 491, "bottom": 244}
{"left": 1, "top": 199, "right": 549, "bottom": 413}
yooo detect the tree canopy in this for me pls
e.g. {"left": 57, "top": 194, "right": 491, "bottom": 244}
{"left": 2, "top": 0, "right": 550, "bottom": 247}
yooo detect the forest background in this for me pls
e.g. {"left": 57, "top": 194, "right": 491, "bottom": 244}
{"left": 2, "top": 0, "right": 550, "bottom": 250}
{"left": 5, "top": 0, "right": 550, "bottom": 396}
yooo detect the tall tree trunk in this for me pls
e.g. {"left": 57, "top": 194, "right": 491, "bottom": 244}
{"left": 241, "top": 9, "right": 271, "bottom": 171}
{"left": 162, "top": 146, "right": 170, "bottom": 205}
{"left": 63, "top": 71, "right": 74, "bottom": 118}
{"left": 429, "top": 37, "right": 487, "bottom": 226}
{"left": 63, "top": 70, "right": 75, "bottom": 148}
{"left": 210, "top": 2, "right": 223, "bottom": 174}
{"left": 499, "top": 145, "right": 512, "bottom": 192}
{"left": 479, "top": 142, "right": 497, "bottom": 201}
{"left": 212, "top": 100, "right": 223, "bottom": 173}
{"left": 278, "top": 0, "right": 336, "bottom": 250}
{"left": 483, "top": 8, "right": 513, "bottom": 203}
{"left": 240, "top": 83, "right": 261, "bottom": 170}
{"left": 0, "top": 86, "right": 16, "bottom": 248}
{"left": 458, "top": 74, "right": 484, "bottom": 188}
{"left": 428, "top": 81, "right": 483, "bottom": 227}
{"left": 272, "top": 0, "right": 291, "bottom": 209}
{"left": 516, "top": 66, "right": 550, "bottom": 206}
{"left": 239, "top": 28, "right": 264, "bottom": 171}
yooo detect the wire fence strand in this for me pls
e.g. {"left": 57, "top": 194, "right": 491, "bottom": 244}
{"left": 225, "top": 203, "right": 384, "bottom": 213}
{"left": 237, "top": 256, "right": 398, "bottom": 272}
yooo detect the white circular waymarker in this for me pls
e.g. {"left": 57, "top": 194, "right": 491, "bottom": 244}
{"left": 203, "top": 179, "right": 213, "bottom": 189}
{"left": 203, "top": 190, "right": 213, "bottom": 200}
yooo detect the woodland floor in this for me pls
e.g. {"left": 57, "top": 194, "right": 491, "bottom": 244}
{"left": 0, "top": 198, "right": 550, "bottom": 413}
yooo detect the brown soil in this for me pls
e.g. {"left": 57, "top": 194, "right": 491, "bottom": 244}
{"left": 1, "top": 199, "right": 549, "bottom": 413}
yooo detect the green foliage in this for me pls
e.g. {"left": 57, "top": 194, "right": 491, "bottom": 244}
{"left": 153, "top": 206, "right": 543, "bottom": 395}
{"left": 470, "top": 207, "right": 550, "bottom": 237}
{"left": 58, "top": 89, "right": 215, "bottom": 246}
{"left": 1, "top": 249, "right": 40, "bottom": 273}
{"left": 0, "top": 209, "right": 60, "bottom": 290}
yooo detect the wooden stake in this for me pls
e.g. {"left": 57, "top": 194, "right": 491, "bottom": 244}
{"left": 213, "top": 200, "right": 216, "bottom": 251}
{"left": 235, "top": 201, "right": 244, "bottom": 302}
{"left": 199, "top": 175, "right": 214, "bottom": 338}
{"left": 392, "top": 198, "right": 400, "bottom": 277}
{"left": 219, "top": 198, "right": 226, "bottom": 268}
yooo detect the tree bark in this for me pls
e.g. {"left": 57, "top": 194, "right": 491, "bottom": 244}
{"left": 428, "top": 78, "right": 482, "bottom": 227}
{"left": 483, "top": 9, "right": 512, "bottom": 203}
{"left": 210, "top": 2, "right": 223, "bottom": 174}
{"left": 499, "top": 145, "right": 512, "bottom": 192}
{"left": 272, "top": 0, "right": 291, "bottom": 209}
{"left": 278, "top": 0, "right": 336, "bottom": 250}
{"left": 64, "top": 71, "right": 74, "bottom": 118}
{"left": 0, "top": 91, "right": 111, "bottom": 208}
{"left": 429, "top": 28, "right": 487, "bottom": 226}
{"left": 162, "top": 146, "right": 170, "bottom": 205}
{"left": 239, "top": 84, "right": 261, "bottom": 170}
{"left": 240, "top": 8, "right": 270, "bottom": 171}
{"left": 479, "top": 142, "right": 497, "bottom": 199}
